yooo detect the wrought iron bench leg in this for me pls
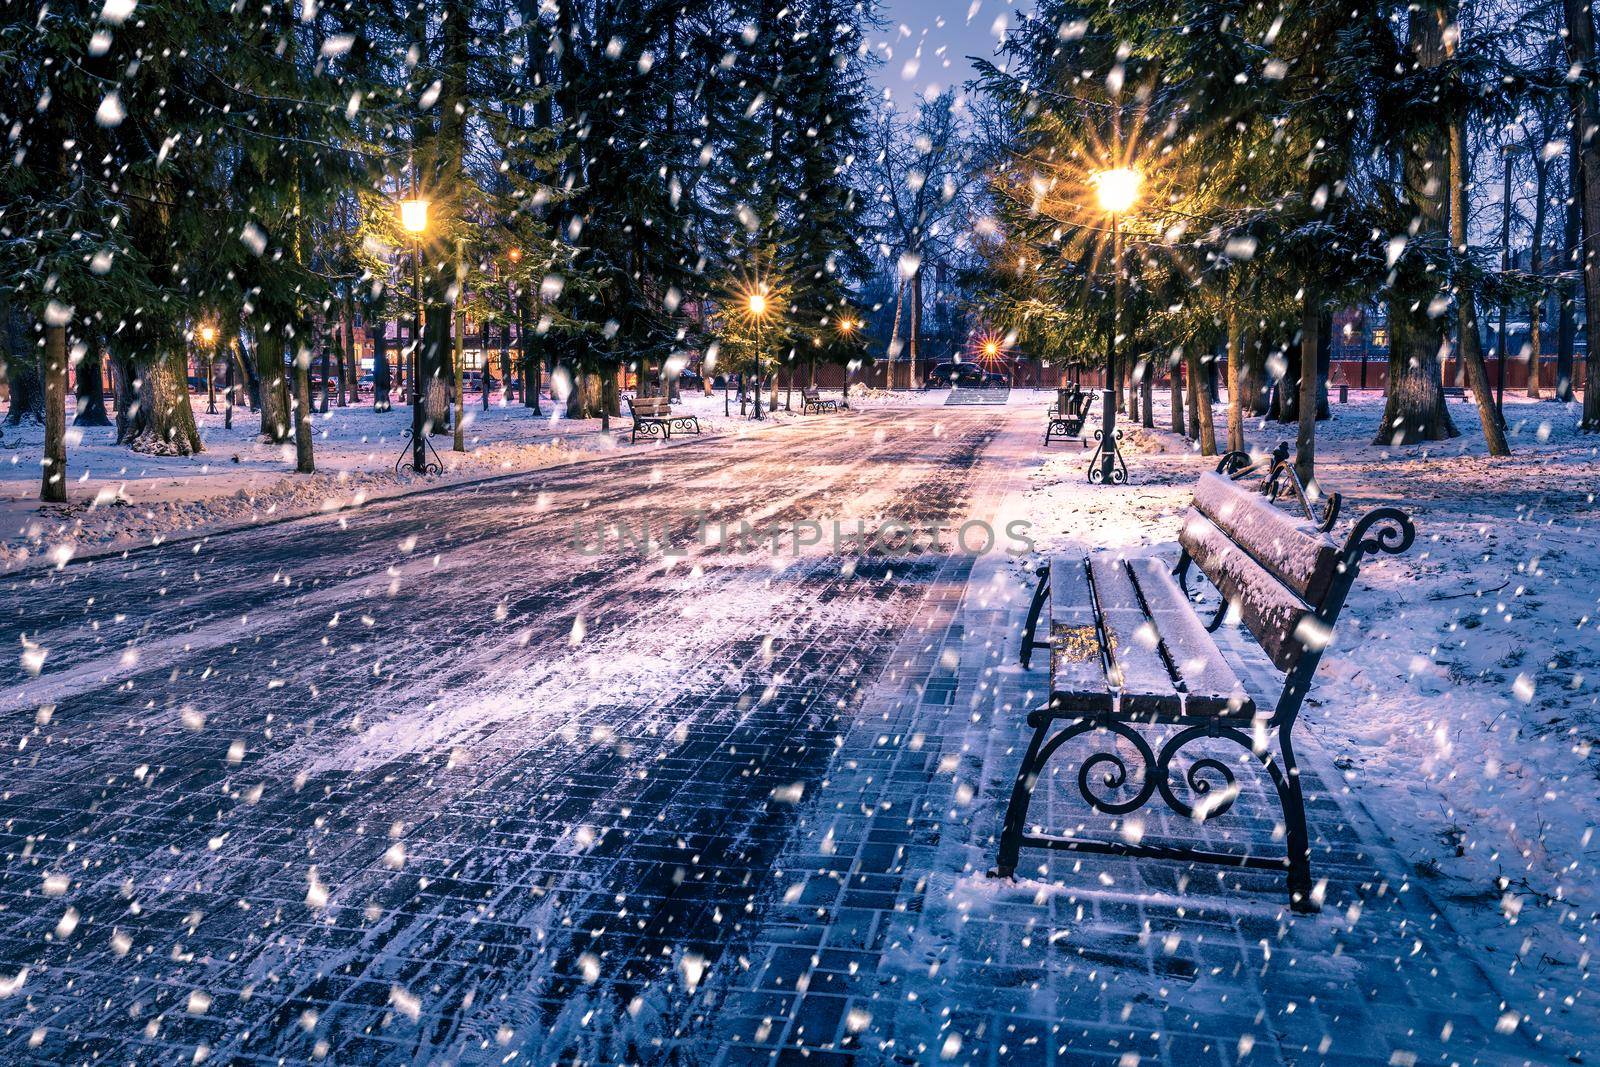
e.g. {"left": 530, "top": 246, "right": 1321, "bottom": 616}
{"left": 1278, "top": 729, "right": 1316, "bottom": 912}
{"left": 1020, "top": 564, "right": 1050, "bottom": 669}
{"left": 993, "top": 714, "right": 1053, "bottom": 878}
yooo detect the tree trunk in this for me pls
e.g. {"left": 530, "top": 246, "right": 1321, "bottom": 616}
{"left": 1272, "top": 341, "right": 1300, "bottom": 423}
{"left": 1225, "top": 314, "right": 1245, "bottom": 452}
{"left": 319, "top": 324, "right": 333, "bottom": 415}
{"left": 3, "top": 349, "right": 43, "bottom": 426}
{"left": 1296, "top": 291, "right": 1319, "bottom": 485}
{"left": 257, "top": 327, "right": 291, "bottom": 442}
{"left": 908, "top": 269, "right": 922, "bottom": 390}
{"left": 40, "top": 323, "right": 67, "bottom": 502}
{"left": 887, "top": 279, "right": 905, "bottom": 389}
{"left": 372, "top": 322, "right": 392, "bottom": 411}
{"left": 1127, "top": 355, "right": 1141, "bottom": 423}
{"left": 73, "top": 339, "right": 111, "bottom": 427}
{"left": 108, "top": 343, "right": 137, "bottom": 443}
{"left": 133, "top": 349, "right": 204, "bottom": 455}
{"left": 453, "top": 309, "right": 466, "bottom": 452}
{"left": 1242, "top": 332, "right": 1269, "bottom": 415}
{"left": 1556, "top": 136, "right": 1580, "bottom": 402}
{"left": 291, "top": 342, "right": 315, "bottom": 473}
{"left": 1139, "top": 355, "right": 1154, "bottom": 428}
{"left": 1564, "top": 0, "right": 1600, "bottom": 429}
{"left": 1170, "top": 351, "right": 1186, "bottom": 436}
{"left": 1527, "top": 146, "right": 1549, "bottom": 400}
{"left": 1447, "top": 113, "right": 1510, "bottom": 453}
{"left": 342, "top": 293, "right": 358, "bottom": 405}
{"left": 1186, "top": 349, "right": 1217, "bottom": 455}
{"left": 1376, "top": 2, "right": 1460, "bottom": 445}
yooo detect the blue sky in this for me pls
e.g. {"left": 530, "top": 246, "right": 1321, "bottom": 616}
{"left": 868, "top": 0, "right": 1027, "bottom": 108}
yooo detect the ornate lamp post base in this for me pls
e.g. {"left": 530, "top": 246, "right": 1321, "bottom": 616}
{"left": 1086, "top": 427, "right": 1128, "bottom": 485}
{"left": 394, "top": 428, "right": 445, "bottom": 477}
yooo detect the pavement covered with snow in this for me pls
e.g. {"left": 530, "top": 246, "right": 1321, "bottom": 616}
{"left": 0, "top": 390, "right": 1594, "bottom": 1065}
{"left": 0, "top": 385, "right": 953, "bottom": 568}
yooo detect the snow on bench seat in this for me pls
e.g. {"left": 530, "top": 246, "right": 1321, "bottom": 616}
{"left": 1047, "top": 552, "right": 1254, "bottom": 719}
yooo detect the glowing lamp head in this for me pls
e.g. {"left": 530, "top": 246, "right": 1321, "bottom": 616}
{"left": 198, "top": 325, "right": 218, "bottom": 345}
{"left": 983, "top": 340, "right": 1000, "bottom": 358}
{"left": 1092, "top": 167, "right": 1142, "bottom": 215}
{"left": 747, "top": 291, "right": 768, "bottom": 317}
{"left": 839, "top": 318, "right": 856, "bottom": 333}
{"left": 508, "top": 247, "right": 522, "bottom": 262}
{"left": 400, "top": 198, "right": 430, "bottom": 234}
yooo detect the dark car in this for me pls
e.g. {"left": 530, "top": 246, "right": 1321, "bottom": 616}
{"left": 982, "top": 371, "right": 1009, "bottom": 388}
{"left": 925, "top": 362, "right": 985, "bottom": 389}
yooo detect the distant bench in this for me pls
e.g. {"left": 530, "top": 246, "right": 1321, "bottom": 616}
{"left": 625, "top": 395, "right": 701, "bottom": 444}
{"left": 1044, "top": 387, "right": 1096, "bottom": 446}
{"left": 1000, "top": 448, "right": 1415, "bottom": 910}
{"left": 801, "top": 386, "right": 841, "bottom": 414}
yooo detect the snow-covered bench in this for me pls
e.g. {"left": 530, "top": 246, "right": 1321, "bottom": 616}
{"left": 998, "top": 451, "right": 1415, "bottom": 910}
{"left": 1043, "top": 387, "right": 1095, "bottom": 446}
{"left": 800, "top": 387, "right": 841, "bottom": 414}
{"left": 624, "top": 395, "right": 700, "bottom": 444}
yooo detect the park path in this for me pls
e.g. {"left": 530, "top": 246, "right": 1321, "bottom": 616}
{"left": 693, "top": 415, "right": 1541, "bottom": 1067}
{"left": 0, "top": 408, "right": 1022, "bottom": 1064}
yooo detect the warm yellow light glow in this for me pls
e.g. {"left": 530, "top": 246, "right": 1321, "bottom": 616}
{"left": 508, "top": 247, "right": 522, "bottom": 262}
{"left": 983, "top": 340, "right": 1000, "bottom": 358}
{"left": 198, "top": 325, "right": 218, "bottom": 345}
{"left": 747, "top": 292, "right": 768, "bottom": 317}
{"left": 400, "top": 198, "right": 430, "bottom": 234}
{"left": 839, "top": 319, "right": 856, "bottom": 333}
{"left": 1092, "top": 167, "right": 1142, "bottom": 215}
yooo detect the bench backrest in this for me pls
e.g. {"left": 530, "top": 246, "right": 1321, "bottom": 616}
{"left": 801, "top": 386, "right": 820, "bottom": 399}
{"left": 1179, "top": 471, "right": 1342, "bottom": 673}
{"left": 628, "top": 395, "right": 672, "bottom": 418}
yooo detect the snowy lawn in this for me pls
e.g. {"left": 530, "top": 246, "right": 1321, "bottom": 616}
{"left": 0, "top": 385, "right": 947, "bottom": 568}
{"left": 1020, "top": 390, "right": 1598, "bottom": 1052}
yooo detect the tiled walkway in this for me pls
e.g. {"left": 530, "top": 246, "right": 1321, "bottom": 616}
{"left": 700, "top": 419, "right": 1538, "bottom": 1067}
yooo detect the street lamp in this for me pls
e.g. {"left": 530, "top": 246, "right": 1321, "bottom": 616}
{"left": 399, "top": 196, "right": 431, "bottom": 475}
{"left": 747, "top": 289, "right": 769, "bottom": 420}
{"left": 198, "top": 323, "right": 219, "bottom": 414}
{"left": 1089, "top": 166, "right": 1141, "bottom": 485}
{"left": 839, "top": 318, "right": 857, "bottom": 406}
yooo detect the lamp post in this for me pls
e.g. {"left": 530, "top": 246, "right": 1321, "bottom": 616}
{"left": 839, "top": 318, "right": 857, "bottom": 405}
{"left": 748, "top": 290, "right": 768, "bottom": 420}
{"left": 1090, "top": 166, "right": 1140, "bottom": 485}
{"left": 400, "top": 197, "right": 430, "bottom": 474}
{"left": 199, "top": 323, "right": 219, "bottom": 414}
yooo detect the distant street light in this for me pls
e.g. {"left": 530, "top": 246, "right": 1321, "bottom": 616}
{"left": 746, "top": 288, "right": 770, "bottom": 420}
{"left": 1089, "top": 166, "right": 1142, "bottom": 485}
{"left": 199, "top": 323, "right": 219, "bottom": 414}
{"left": 399, "top": 196, "right": 431, "bottom": 475}
{"left": 839, "top": 318, "right": 859, "bottom": 405}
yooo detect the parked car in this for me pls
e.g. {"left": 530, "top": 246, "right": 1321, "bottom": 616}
{"left": 925, "top": 362, "right": 986, "bottom": 389}
{"left": 982, "top": 371, "right": 1009, "bottom": 388}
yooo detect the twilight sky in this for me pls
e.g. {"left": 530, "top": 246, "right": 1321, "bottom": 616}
{"left": 868, "top": 0, "right": 1031, "bottom": 108}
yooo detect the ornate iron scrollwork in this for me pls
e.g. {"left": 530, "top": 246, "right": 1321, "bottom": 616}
{"left": 1038, "top": 720, "right": 1259, "bottom": 824}
{"left": 394, "top": 427, "right": 446, "bottom": 477}
{"left": 1155, "top": 726, "right": 1240, "bottom": 821}
{"left": 1086, "top": 428, "right": 1128, "bottom": 485}
{"left": 1074, "top": 721, "right": 1158, "bottom": 814}
{"left": 1343, "top": 506, "right": 1416, "bottom": 561}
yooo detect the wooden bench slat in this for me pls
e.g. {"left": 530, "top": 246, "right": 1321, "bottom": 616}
{"left": 1126, "top": 558, "right": 1254, "bottom": 717}
{"left": 1047, "top": 558, "right": 1113, "bottom": 710}
{"left": 1191, "top": 473, "right": 1339, "bottom": 602}
{"left": 630, "top": 397, "right": 671, "bottom": 416}
{"left": 1179, "top": 510, "right": 1315, "bottom": 672}
{"left": 1087, "top": 554, "right": 1181, "bottom": 714}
